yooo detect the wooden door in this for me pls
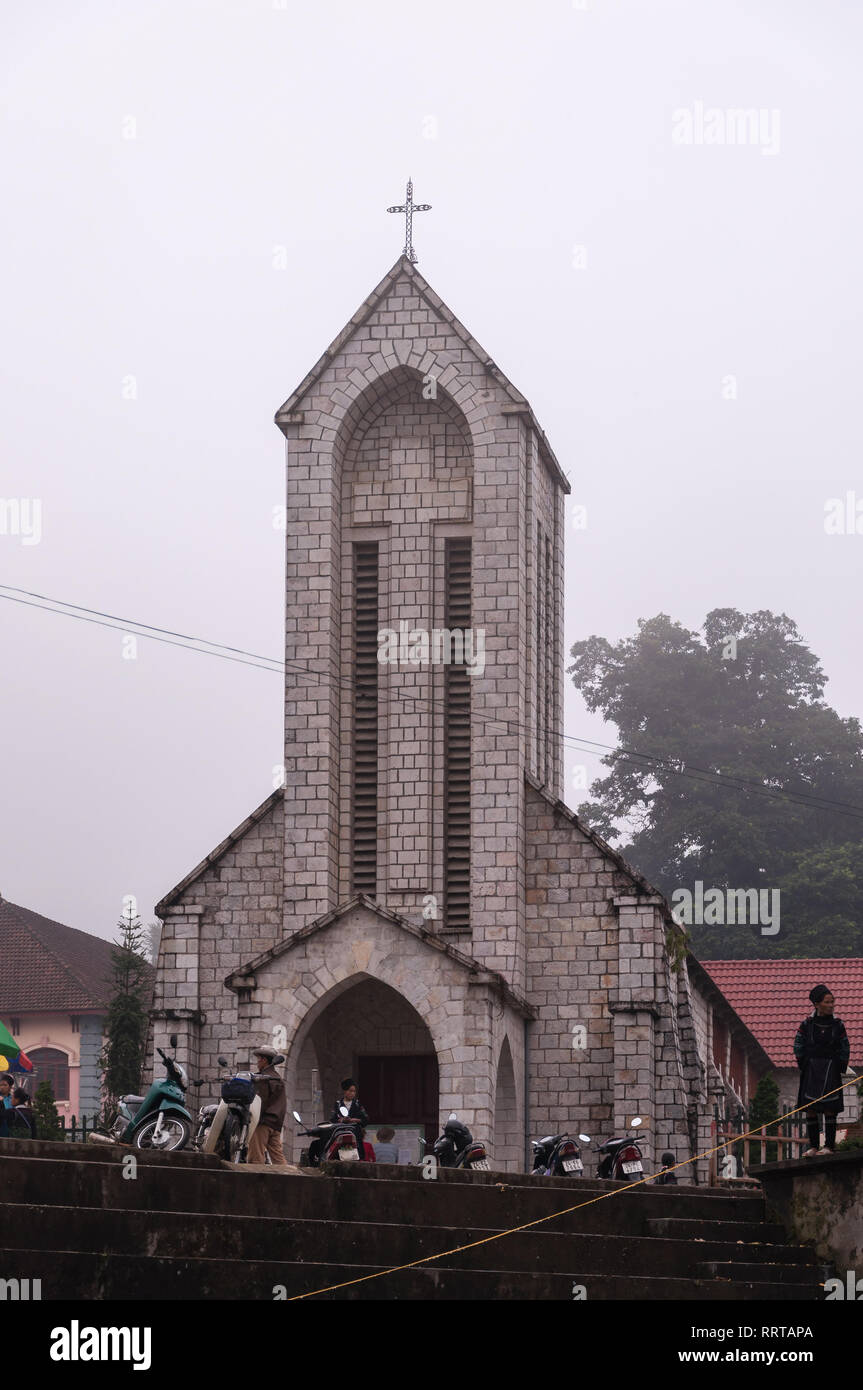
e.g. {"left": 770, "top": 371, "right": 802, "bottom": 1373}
{"left": 357, "top": 1055, "right": 439, "bottom": 1144}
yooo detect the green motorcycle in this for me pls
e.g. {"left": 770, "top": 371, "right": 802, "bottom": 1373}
{"left": 112, "top": 1034, "right": 193, "bottom": 1151}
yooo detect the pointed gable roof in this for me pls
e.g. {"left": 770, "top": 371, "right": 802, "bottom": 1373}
{"left": 224, "top": 894, "right": 535, "bottom": 1019}
{"left": 155, "top": 790, "right": 281, "bottom": 917}
{"left": 0, "top": 897, "right": 115, "bottom": 1013}
{"left": 275, "top": 255, "right": 569, "bottom": 493}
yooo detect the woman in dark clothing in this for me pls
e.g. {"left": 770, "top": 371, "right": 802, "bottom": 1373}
{"left": 331, "top": 1077, "right": 371, "bottom": 1160}
{"left": 6, "top": 1087, "right": 36, "bottom": 1140}
{"left": 794, "top": 985, "right": 851, "bottom": 1155}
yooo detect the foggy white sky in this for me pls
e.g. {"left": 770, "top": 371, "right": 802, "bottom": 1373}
{"left": 2, "top": 0, "right": 861, "bottom": 940}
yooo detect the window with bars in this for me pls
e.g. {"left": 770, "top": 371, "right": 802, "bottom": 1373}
{"left": 352, "top": 542, "right": 380, "bottom": 895}
{"left": 444, "top": 538, "right": 472, "bottom": 931}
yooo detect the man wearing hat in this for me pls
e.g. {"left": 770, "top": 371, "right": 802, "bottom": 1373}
{"left": 247, "top": 1046, "right": 288, "bottom": 1166}
{"left": 794, "top": 985, "right": 851, "bottom": 1156}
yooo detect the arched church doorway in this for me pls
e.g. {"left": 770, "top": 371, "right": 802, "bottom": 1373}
{"left": 286, "top": 976, "right": 439, "bottom": 1163}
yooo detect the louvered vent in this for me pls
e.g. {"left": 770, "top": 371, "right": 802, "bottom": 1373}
{"left": 444, "top": 538, "right": 472, "bottom": 931}
{"left": 536, "top": 524, "right": 546, "bottom": 783}
{"left": 352, "top": 542, "right": 379, "bottom": 895}
{"left": 545, "top": 533, "right": 553, "bottom": 782}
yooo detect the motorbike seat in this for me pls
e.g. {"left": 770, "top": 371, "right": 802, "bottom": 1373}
{"left": 120, "top": 1094, "right": 145, "bottom": 1106}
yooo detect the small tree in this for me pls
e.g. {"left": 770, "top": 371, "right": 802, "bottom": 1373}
{"left": 749, "top": 1072, "right": 781, "bottom": 1164}
{"left": 32, "top": 1079, "right": 64, "bottom": 1141}
{"left": 100, "top": 905, "right": 152, "bottom": 1124}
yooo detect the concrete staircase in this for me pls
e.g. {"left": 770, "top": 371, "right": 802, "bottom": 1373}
{"left": 0, "top": 1138, "right": 829, "bottom": 1300}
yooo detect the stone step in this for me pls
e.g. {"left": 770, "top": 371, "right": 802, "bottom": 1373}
{"left": 0, "top": 1151, "right": 767, "bottom": 1235}
{"left": 695, "top": 1261, "right": 821, "bottom": 1285}
{"left": 0, "top": 1137, "right": 222, "bottom": 1170}
{"left": 645, "top": 1217, "right": 788, "bottom": 1243}
{"left": 0, "top": 1248, "right": 822, "bottom": 1301}
{"left": 0, "top": 1203, "right": 819, "bottom": 1279}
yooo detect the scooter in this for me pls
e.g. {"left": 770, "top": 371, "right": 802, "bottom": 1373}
{"left": 596, "top": 1116, "right": 646, "bottom": 1180}
{"left": 194, "top": 1056, "right": 263, "bottom": 1164}
{"left": 530, "top": 1129, "right": 592, "bottom": 1177}
{"left": 427, "top": 1113, "right": 490, "bottom": 1171}
{"left": 293, "top": 1106, "right": 361, "bottom": 1166}
{"left": 97, "top": 1035, "right": 193, "bottom": 1151}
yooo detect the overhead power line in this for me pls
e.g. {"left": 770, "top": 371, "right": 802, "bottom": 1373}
{"left": 3, "top": 581, "right": 863, "bottom": 823}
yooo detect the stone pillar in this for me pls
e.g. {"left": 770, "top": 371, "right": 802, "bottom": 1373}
{"left": 610, "top": 894, "right": 665, "bottom": 1169}
{"left": 77, "top": 1014, "right": 103, "bottom": 1120}
{"left": 281, "top": 419, "right": 340, "bottom": 933}
{"left": 610, "top": 1003, "right": 656, "bottom": 1170}
{"left": 149, "top": 905, "right": 204, "bottom": 1083}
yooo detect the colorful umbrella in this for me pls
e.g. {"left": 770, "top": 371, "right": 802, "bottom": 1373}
{"left": 0, "top": 1020, "right": 33, "bottom": 1071}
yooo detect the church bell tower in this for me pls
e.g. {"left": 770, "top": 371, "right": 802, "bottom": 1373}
{"left": 275, "top": 255, "right": 568, "bottom": 996}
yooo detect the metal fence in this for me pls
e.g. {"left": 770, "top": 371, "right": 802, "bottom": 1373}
{"left": 58, "top": 1114, "right": 100, "bottom": 1143}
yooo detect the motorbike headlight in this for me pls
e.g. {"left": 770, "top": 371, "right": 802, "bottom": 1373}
{"left": 175, "top": 1064, "right": 188, "bottom": 1087}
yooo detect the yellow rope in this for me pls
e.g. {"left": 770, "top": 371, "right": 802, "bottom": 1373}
{"left": 287, "top": 1073, "right": 859, "bottom": 1299}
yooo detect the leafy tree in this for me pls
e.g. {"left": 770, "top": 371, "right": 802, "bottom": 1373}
{"left": 100, "top": 905, "right": 153, "bottom": 1120}
{"left": 32, "top": 1079, "right": 64, "bottom": 1141}
{"left": 748, "top": 1072, "right": 781, "bottom": 1164}
{"left": 568, "top": 610, "right": 863, "bottom": 958}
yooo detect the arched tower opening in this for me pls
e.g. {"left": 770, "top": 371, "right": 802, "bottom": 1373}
{"left": 335, "top": 367, "right": 475, "bottom": 933}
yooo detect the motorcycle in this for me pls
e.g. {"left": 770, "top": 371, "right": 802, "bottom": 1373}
{"left": 194, "top": 1056, "right": 263, "bottom": 1164}
{"left": 293, "top": 1106, "right": 362, "bottom": 1166}
{"left": 530, "top": 1129, "right": 592, "bottom": 1177}
{"left": 596, "top": 1115, "right": 646, "bottom": 1181}
{"left": 426, "top": 1113, "right": 490, "bottom": 1171}
{"left": 99, "top": 1035, "right": 193, "bottom": 1151}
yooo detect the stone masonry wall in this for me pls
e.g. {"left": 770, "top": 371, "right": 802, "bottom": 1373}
{"left": 524, "top": 781, "right": 700, "bottom": 1172}
{"left": 150, "top": 796, "right": 284, "bottom": 1085}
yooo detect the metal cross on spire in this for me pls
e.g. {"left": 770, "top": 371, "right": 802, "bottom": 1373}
{"left": 387, "top": 177, "right": 431, "bottom": 264}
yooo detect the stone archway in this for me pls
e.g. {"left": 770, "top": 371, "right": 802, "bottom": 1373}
{"left": 285, "top": 975, "right": 439, "bottom": 1163}
{"left": 493, "top": 1037, "right": 521, "bottom": 1172}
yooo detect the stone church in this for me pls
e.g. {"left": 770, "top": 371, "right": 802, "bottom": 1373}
{"left": 151, "top": 254, "right": 748, "bottom": 1178}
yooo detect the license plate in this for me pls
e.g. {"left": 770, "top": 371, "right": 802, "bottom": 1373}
{"left": 338, "top": 1148, "right": 359, "bottom": 1161}
{"left": 562, "top": 1158, "right": 583, "bottom": 1172}
{"left": 471, "top": 1158, "right": 490, "bottom": 1171}
{"left": 622, "top": 1160, "right": 643, "bottom": 1175}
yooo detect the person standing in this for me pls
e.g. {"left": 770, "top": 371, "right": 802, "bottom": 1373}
{"left": 331, "top": 1077, "right": 370, "bottom": 1160}
{"left": 247, "top": 1047, "right": 288, "bottom": 1166}
{"left": 7, "top": 1087, "right": 36, "bottom": 1140}
{"left": 794, "top": 985, "right": 850, "bottom": 1156}
{"left": 0, "top": 1074, "right": 15, "bottom": 1139}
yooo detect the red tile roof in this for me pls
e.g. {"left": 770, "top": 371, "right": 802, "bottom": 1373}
{"left": 0, "top": 897, "right": 115, "bottom": 1013}
{"left": 700, "top": 959, "right": 863, "bottom": 1067}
